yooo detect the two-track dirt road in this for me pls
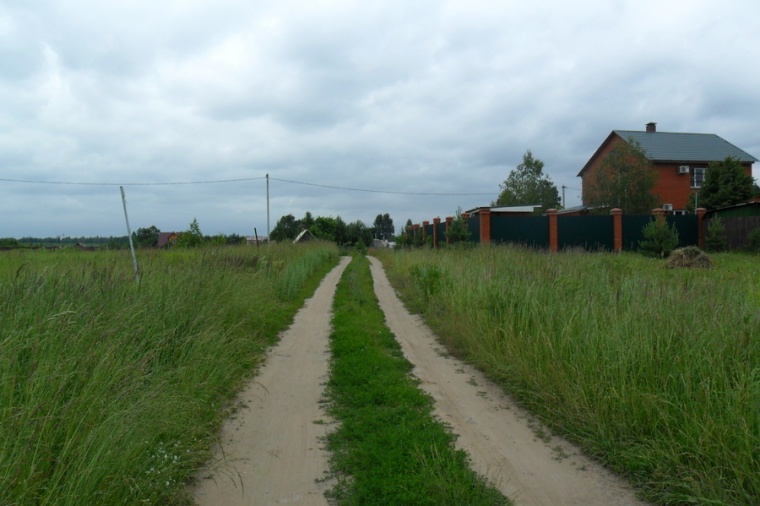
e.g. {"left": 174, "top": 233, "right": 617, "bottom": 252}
{"left": 191, "top": 256, "right": 645, "bottom": 505}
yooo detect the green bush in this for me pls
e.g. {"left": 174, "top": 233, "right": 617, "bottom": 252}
{"left": 639, "top": 219, "right": 679, "bottom": 258}
{"left": 705, "top": 216, "right": 727, "bottom": 252}
{"left": 747, "top": 228, "right": 760, "bottom": 253}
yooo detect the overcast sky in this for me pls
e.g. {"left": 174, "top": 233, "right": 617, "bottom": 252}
{"left": 2, "top": 0, "right": 759, "bottom": 239}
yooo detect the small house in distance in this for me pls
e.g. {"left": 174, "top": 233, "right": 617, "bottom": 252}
{"left": 157, "top": 232, "right": 178, "bottom": 248}
{"left": 578, "top": 123, "right": 757, "bottom": 214}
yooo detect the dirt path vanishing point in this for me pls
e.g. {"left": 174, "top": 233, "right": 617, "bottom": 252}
{"left": 192, "top": 255, "right": 646, "bottom": 506}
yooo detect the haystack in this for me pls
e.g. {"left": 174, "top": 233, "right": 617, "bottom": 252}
{"left": 667, "top": 246, "right": 714, "bottom": 269}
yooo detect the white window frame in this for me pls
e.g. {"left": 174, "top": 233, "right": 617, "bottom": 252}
{"left": 691, "top": 167, "right": 707, "bottom": 189}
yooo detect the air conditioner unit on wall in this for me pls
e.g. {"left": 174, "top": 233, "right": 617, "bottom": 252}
{"left": 663, "top": 203, "right": 673, "bottom": 211}
{"left": 678, "top": 165, "right": 690, "bottom": 174}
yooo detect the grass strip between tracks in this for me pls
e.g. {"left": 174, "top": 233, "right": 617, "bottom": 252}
{"left": 324, "top": 254, "right": 510, "bottom": 505}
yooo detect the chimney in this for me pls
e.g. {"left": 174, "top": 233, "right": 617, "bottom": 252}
{"left": 646, "top": 122, "right": 656, "bottom": 133}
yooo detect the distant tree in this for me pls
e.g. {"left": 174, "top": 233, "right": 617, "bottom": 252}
{"left": 0, "top": 238, "right": 19, "bottom": 247}
{"left": 226, "top": 233, "right": 246, "bottom": 245}
{"left": 698, "top": 156, "right": 755, "bottom": 210}
{"left": 133, "top": 225, "right": 160, "bottom": 248}
{"left": 270, "top": 214, "right": 301, "bottom": 241}
{"left": 334, "top": 216, "right": 348, "bottom": 245}
{"left": 346, "top": 220, "right": 373, "bottom": 247}
{"left": 395, "top": 219, "right": 414, "bottom": 248}
{"left": 310, "top": 216, "right": 337, "bottom": 241}
{"left": 372, "top": 213, "right": 395, "bottom": 240}
{"left": 583, "top": 138, "right": 658, "bottom": 214}
{"left": 494, "top": 150, "right": 561, "bottom": 212}
{"left": 301, "top": 211, "right": 315, "bottom": 230}
{"left": 176, "top": 218, "right": 204, "bottom": 248}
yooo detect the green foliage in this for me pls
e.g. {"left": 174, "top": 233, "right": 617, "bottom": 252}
{"left": 445, "top": 207, "right": 471, "bottom": 244}
{"left": 747, "top": 228, "right": 760, "bottom": 253}
{"left": 494, "top": 150, "right": 560, "bottom": 212}
{"left": 378, "top": 246, "right": 760, "bottom": 505}
{"left": 175, "top": 218, "right": 204, "bottom": 248}
{"left": 0, "top": 243, "right": 338, "bottom": 504}
{"left": 133, "top": 225, "right": 160, "bottom": 248}
{"left": 372, "top": 213, "right": 395, "bottom": 240}
{"left": 0, "top": 237, "right": 19, "bottom": 247}
{"left": 326, "top": 256, "right": 509, "bottom": 505}
{"left": 345, "top": 219, "right": 373, "bottom": 247}
{"left": 639, "top": 219, "right": 679, "bottom": 258}
{"left": 584, "top": 138, "right": 658, "bottom": 214}
{"left": 699, "top": 156, "right": 755, "bottom": 210}
{"left": 270, "top": 213, "right": 301, "bottom": 241}
{"left": 704, "top": 216, "right": 727, "bottom": 252}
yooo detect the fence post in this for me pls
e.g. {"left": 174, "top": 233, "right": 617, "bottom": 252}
{"left": 610, "top": 208, "right": 623, "bottom": 252}
{"left": 547, "top": 209, "right": 558, "bottom": 252}
{"left": 697, "top": 208, "right": 706, "bottom": 249}
{"left": 422, "top": 221, "right": 429, "bottom": 244}
{"left": 479, "top": 208, "right": 491, "bottom": 244}
{"left": 433, "top": 217, "right": 440, "bottom": 249}
{"left": 445, "top": 216, "right": 453, "bottom": 245}
{"left": 652, "top": 208, "right": 666, "bottom": 222}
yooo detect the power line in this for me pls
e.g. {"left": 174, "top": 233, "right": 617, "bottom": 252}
{"left": 0, "top": 176, "right": 267, "bottom": 186}
{"left": 0, "top": 175, "right": 495, "bottom": 196}
{"left": 269, "top": 177, "right": 494, "bottom": 196}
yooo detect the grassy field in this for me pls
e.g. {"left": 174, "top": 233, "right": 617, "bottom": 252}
{"left": 375, "top": 246, "right": 759, "bottom": 506}
{"left": 325, "top": 254, "right": 509, "bottom": 505}
{"left": 0, "top": 242, "right": 338, "bottom": 505}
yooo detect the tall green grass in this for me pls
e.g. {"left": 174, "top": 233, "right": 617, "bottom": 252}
{"left": 0, "top": 243, "right": 338, "bottom": 505}
{"left": 326, "top": 255, "right": 509, "bottom": 505}
{"left": 376, "top": 246, "right": 759, "bottom": 505}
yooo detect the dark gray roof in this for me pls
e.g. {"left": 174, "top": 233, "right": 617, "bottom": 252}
{"left": 614, "top": 130, "right": 758, "bottom": 163}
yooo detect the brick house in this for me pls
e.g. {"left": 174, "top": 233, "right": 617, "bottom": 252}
{"left": 578, "top": 123, "right": 757, "bottom": 213}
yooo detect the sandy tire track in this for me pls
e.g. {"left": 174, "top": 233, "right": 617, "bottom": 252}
{"left": 191, "top": 257, "right": 351, "bottom": 506}
{"left": 368, "top": 256, "right": 646, "bottom": 506}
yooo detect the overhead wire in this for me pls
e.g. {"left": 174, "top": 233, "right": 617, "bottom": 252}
{"left": 0, "top": 175, "right": 495, "bottom": 196}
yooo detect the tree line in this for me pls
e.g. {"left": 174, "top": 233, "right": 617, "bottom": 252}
{"left": 270, "top": 212, "right": 395, "bottom": 247}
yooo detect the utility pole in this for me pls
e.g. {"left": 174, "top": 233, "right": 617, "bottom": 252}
{"left": 266, "top": 173, "right": 270, "bottom": 239}
{"left": 562, "top": 185, "right": 566, "bottom": 208}
{"left": 120, "top": 186, "right": 140, "bottom": 285}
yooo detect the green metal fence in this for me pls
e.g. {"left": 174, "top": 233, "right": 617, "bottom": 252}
{"left": 668, "top": 215, "right": 698, "bottom": 247}
{"left": 622, "top": 215, "right": 698, "bottom": 251}
{"left": 467, "top": 214, "right": 481, "bottom": 243}
{"left": 621, "top": 215, "right": 653, "bottom": 251}
{"left": 490, "top": 215, "right": 548, "bottom": 248}
{"left": 557, "top": 216, "right": 614, "bottom": 251}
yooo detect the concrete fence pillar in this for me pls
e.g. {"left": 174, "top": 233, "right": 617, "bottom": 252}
{"left": 433, "top": 217, "right": 441, "bottom": 249}
{"left": 610, "top": 208, "right": 623, "bottom": 252}
{"left": 479, "top": 208, "right": 491, "bottom": 244}
{"left": 697, "top": 208, "right": 706, "bottom": 249}
{"left": 547, "top": 209, "right": 558, "bottom": 252}
{"left": 422, "top": 221, "right": 429, "bottom": 242}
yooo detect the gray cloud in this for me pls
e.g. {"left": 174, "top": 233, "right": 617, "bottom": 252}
{"left": 2, "top": 0, "right": 759, "bottom": 238}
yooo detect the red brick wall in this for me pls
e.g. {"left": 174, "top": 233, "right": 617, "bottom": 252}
{"left": 654, "top": 163, "right": 753, "bottom": 210}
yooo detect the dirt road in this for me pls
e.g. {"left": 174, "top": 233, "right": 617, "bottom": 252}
{"left": 191, "top": 256, "right": 645, "bottom": 505}
{"left": 368, "top": 257, "right": 644, "bottom": 506}
{"left": 191, "top": 257, "right": 351, "bottom": 506}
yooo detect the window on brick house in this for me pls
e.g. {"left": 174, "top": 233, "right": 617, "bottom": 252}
{"left": 691, "top": 167, "right": 706, "bottom": 188}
